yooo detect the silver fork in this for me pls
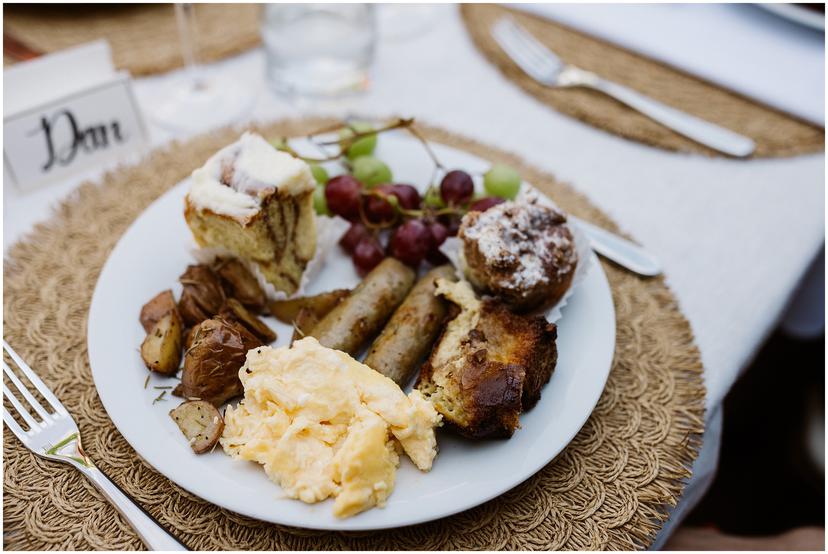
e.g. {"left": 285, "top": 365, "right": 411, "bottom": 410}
{"left": 492, "top": 17, "right": 756, "bottom": 158}
{"left": 2, "top": 340, "right": 187, "bottom": 551}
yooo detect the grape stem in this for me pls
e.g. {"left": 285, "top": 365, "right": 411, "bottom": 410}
{"left": 358, "top": 190, "right": 400, "bottom": 230}
{"left": 274, "top": 117, "right": 453, "bottom": 170}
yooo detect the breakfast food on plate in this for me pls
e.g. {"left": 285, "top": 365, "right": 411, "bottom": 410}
{"left": 175, "top": 316, "right": 264, "bottom": 406}
{"left": 131, "top": 120, "right": 584, "bottom": 519}
{"left": 178, "top": 264, "right": 226, "bottom": 327}
{"left": 169, "top": 400, "right": 225, "bottom": 454}
{"left": 269, "top": 288, "right": 351, "bottom": 324}
{"left": 416, "top": 279, "right": 558, "bottom": 438}
{"left": 459, "top": 197, "right": 578, "bottom": 311}
{"left": 139, "top": 290, "right": 178, "bottom": 333}
{"left": 364, "top": 264, "right": 457, "bottom": 386}
{"left": 212, "top": 257, "right": 267, "bottom": 313}
{"left": 220, "top": 337, "right": 441, "bottom": 518}
{"left": 184, "top": 132, "right": 317, "bottom": 295}
{"left": 140, "top": 312, "right": 184, "bottom": 375}
{"left": 309, "top": 258, "right": 415, "bottom": 355}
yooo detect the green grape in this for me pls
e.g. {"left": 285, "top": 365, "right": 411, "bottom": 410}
{"left": 270, "top": 138, "right": 290, "bottom": 152}
{"left": 423, "top": 187, "right": 446, "bottom": 208}
{"left": 483, "top": 164, "right": 521, "bottom": 199}
{"left": 351, "top": 156, "right": 392, "bottom": 188}
{"left": 310, "top": 163, "right": 329, "bottom": 185}
{"left": 339, "top": 122, "right": 378, "bottom": 159}
{"left": 313, "top": 185, "right": 330, "bottom": 216}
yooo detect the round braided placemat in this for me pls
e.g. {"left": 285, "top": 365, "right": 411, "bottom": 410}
{"left": 3, "top": 4, "right": 261, "bottom": 76}
{"left": 461, "top": 4, "right": 824, "bottom": 158}
{"left": 3, "top": 119, "right": 706, "bottom": 551}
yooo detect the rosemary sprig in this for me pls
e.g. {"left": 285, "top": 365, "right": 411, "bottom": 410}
{"left": 152, "top": 390, "right": 167, "bottom": 404}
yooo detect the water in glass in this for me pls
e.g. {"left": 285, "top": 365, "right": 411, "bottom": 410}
{"left": 262, "top": 4, "right": 376, "bottom": 97}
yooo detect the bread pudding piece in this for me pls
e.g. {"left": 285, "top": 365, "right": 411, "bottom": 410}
{"left": 459, "top": 196, "right": 577, "bottom": 312}
{"left": 184, "top": 132, "right": 316, "bottom": 296}
{"left": 416, "top": 279, "right": 557, "bottom": 438}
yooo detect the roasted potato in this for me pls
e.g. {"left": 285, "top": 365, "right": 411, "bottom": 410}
{"left": 140, "top": 312, "right": 183, "bottom": 375}
{"left": 178, "top": 265, "right": 225, "bottom": 327}
{"left": 220, "top": 298, "right": 277, "bottom": 343}
{"left": 269, "top": 289, "right": 351, "bottom": 324}
{"left": 169, "top": 400, "right": 225, "bottom": 454}
{"left": 184, "top": 326, "right": 197, "bottom": 351}
{"left": 290, "top": 307, "right": 321, "bottom": 343}
{"left": 139, "top": 290, "right": 178, "bottom": 333}
{"left": 179, "top": 317, "right": 262, "bottom": 406}
{"left": 364, "top": 265, "right": 457, "bottom": 385}
{"left": 309, "top": 258, "right": 415, "bottom": 355}
{"left": 213, "top": 258, "right": 266, "bottom": 313}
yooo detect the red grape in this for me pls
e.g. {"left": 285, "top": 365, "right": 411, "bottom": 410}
{"left": 390, "top": 184, "right": 421, "bottom": 210}
{"left": 339, "top": 222, "right": 371, "bottom": 253}
{"left": 426, "top": 221, "right": 449, "bottom": 265}
{"left": 363, "top": 184, "right": 397, "bottom": 224}
{"left": 353, "top": 236, "right": 385, "bottom": 275}
{"left": 439, "top": 214, "right": 462, "bottom": 237}
{"left": 325, "top": 175, "right": 363, "bottom": 220}
{"left": 388, "top": 219, "right": 432, "bottom": 267}
{"left": 440, "top": 170, "right": 474, "bottom": 205}
{"left": 469, "top": 196, "right": 505, "bottom": 213}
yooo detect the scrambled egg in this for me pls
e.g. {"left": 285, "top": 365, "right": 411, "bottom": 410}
{"left": 220, "top": 337, "right": 441, "bottom": 518}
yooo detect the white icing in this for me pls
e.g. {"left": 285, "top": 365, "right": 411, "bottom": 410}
{"left": 188, "top": 170, "right": 261, "bottom": 220}
{"left": 187, "top": 132, "right": 315, "bottom": 221}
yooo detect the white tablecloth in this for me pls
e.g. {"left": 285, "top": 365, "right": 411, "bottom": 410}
{"left": 3, "top": 5, "right": 824, "bottom": 548}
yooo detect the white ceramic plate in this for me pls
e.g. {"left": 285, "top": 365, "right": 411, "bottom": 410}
{"left": 88, "top": 132, "right": 616, "bottom": 531}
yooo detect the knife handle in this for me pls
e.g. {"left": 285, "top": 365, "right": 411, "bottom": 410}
{"left": 585, "top": 75, "right": 756, "bottom": 157}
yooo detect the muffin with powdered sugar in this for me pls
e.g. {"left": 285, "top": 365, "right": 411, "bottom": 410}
{"left": 458, "top": 196, "right": 578, "bottom": 312}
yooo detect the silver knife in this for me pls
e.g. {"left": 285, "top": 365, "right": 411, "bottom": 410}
{"left": 571, "top": 216, "right": 662, "bottom": 277}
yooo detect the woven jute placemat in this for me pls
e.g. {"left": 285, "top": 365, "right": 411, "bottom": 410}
{"left": 3, "top": 4, "right": 261, "bottom": 76}
{"left": 3, "top": 119, "right": 706, "bottom": 551}
{"left": 461, "top": 4, "right": 824, "bottom": 158}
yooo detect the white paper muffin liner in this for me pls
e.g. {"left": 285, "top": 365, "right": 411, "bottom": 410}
{"left": 190, "top": 214, "right": 350, "bottom": 301}
{"left": 439, "top": 184, "right": 592, "bottom": 324}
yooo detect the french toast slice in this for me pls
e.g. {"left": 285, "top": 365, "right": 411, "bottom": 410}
{"left": 416, "top": 279, "right": 557, "bottom": 438}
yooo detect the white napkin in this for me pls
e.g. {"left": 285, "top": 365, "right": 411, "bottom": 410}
{"left": 513, "top": 3, "right": 825, "bottom": 126}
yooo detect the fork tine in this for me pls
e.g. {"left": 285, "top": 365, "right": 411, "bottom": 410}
{"left": 3, "top": 361, "right": 52, "bottom": 421}
{"left": 3, "top": 407, "right": 29, "bottom": 441}
{"left": 494, "top": 18, "right": 561, "bottom": 78}
{"left": 3, "top": 340, "right": 67, "bottom": 416}
{"left": 3, "top": 383, "right": 41, "bottom": 430}
{"left": 492, "top": 21, "right": 548, "bottom": 82}
{"left": 501, "top": 20, "right": 553, "bottom": 63}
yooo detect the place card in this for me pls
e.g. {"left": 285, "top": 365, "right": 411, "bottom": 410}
{"left": 3, "top": 40, "right": 149, "bottom": 191}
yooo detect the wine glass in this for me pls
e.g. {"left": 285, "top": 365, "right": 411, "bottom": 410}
{"left": 147, "top": 4, "right": 255, "bottom": 134}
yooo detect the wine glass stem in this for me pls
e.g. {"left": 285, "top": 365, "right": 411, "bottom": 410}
{"left": 175, "top": 3, "right": 205, "bottom": 90}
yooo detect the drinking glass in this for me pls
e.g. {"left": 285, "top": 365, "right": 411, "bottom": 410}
{"left": 148, "top": 4, "right": 255, "bottom": 133}
{"left": 261, "top": 4, "right": 377, "bottom": 97}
